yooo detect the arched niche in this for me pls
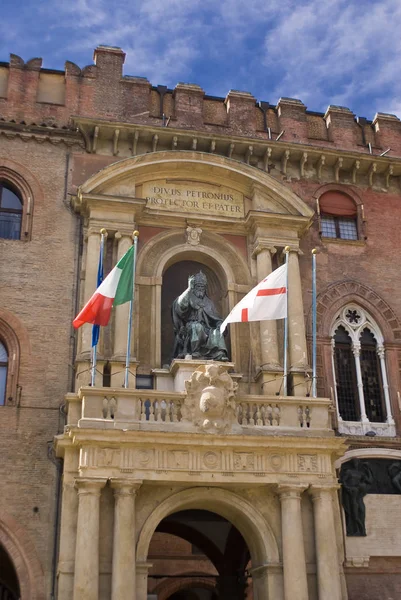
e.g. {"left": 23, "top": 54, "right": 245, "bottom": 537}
{"left": 136, "top": 231, "right": 251, "bottom": 370}
{"left": 161, "top": 259, "right": 229, "bottom": 366}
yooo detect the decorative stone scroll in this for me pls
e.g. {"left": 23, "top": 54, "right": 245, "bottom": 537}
{"left": 182, "top": 363, "right": 240, "bottom": 433}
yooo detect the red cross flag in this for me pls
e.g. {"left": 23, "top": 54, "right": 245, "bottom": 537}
{"left": 220, "top": 263, "right": 287, "bottom": 333}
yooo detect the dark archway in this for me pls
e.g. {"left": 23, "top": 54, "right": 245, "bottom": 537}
{"left": 0, "top": 544, "right": 20, "bottom": 599}
{"left": 161, "top": 260, "right": 229, "bottom": 366}
{"left": 149, "top": 509, "right": 251, "bottom": 600}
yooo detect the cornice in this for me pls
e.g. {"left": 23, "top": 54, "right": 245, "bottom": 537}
{"left": 71, "top": 116, "right": 401, "bottom": 193}
{"left": 0, "top": 120, "right": 84, "bottom": 147}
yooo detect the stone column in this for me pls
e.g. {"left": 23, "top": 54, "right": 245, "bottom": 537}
{"left": 287, "top": 248, "right": 308, "bottom": 370}
{"left": 352, "top": 342, "right": 369, "bottom": 424}
{"left": 278, "top": 484, "right": 309, "bottom": 600}
{"left": 110, "top": 480, "right": 142, "bottom": 600}
{"left": 112, "top": 231, "right": 135, "bottom": 387}
{"left": 253, "top": 243, "right": 280, "bottom": 367}
{"left": 377, "top": 345, "right": 395, "bottom": 424}
{"left": 136, "top": 562, "right": 153, "bottom": 600}
{"left": 73, "top": 478, "right": 106, "bottom": 600}
{"left": 57, "top": 481, "right": 79, "bottom": 600}
{"left": 309, "top": 485, "right": 342, "bottom": 600}
{"left": 80, "top": 228, "right": 102, "bottom": 357}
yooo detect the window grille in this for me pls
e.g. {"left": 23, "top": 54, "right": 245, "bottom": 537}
{"left": 334, "top": 326, "right": 359, "bottom": 421}
{"left": 360, "top": 328, "right": 385, "bottom": 422}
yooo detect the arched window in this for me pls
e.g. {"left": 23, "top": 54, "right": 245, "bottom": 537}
{"left": 319, "top": 191, "right": 358, "bottom": 240}
{"left": 0, "top": 183, "right": 23, "bottom": 240}
{"left": 0, "top": 341, "right": 8, "bottom": 406}
{"left": 331, "top": 305, "right": 395, "bottom": 436}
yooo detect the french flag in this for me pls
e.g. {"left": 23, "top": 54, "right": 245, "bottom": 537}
{"left": 220, "top": 263, "right": 287, "bottom": 333}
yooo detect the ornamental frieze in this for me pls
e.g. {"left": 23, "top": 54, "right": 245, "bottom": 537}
{"left": 79, "top": 445, "right": 330, "bottom": 477}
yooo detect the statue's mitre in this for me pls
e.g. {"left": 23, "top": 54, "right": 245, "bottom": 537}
{"left": 189, "top": 271, "right": 207, "bottom": 286}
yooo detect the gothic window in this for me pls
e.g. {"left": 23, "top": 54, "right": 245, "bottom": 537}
{"left": 331, "top": 305, "right": 394, "bottom": 436}
{"left": 319, "top": 191, "right": 358, "bottom": 240}
{"left": 0, "top": 341, "right": 8, "bottom": 406}
{"left": 0, "top": 183, "right": 23, "bottom": 240}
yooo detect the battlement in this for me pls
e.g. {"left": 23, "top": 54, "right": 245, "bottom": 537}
{"left": 1, "top": 45, "right": 401, "bottom": 157}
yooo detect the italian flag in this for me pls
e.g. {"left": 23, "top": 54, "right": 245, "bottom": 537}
{"left": 73, "top": 245, "right": 134, "bottom": 329}
{"left": 220, "top": 263, "right": 287, "bottom": 333}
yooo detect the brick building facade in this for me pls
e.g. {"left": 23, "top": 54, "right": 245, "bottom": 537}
{"left": 0, "top": 45, "right": 401, "bottom": 600}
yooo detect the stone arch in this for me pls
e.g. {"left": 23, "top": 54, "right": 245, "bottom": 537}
{"left": 155, "top": 576, "right": 216, "bottom": 600}
{"left": 0, "top": 510, "right": 45, "bottom": 600}
{"left": 310, "top": 279, "right": 401, "bottom": 342}
{"left": 137, "top": 229, "right": 251, "bottom": 287}
{"left": 137, "top": 487, "right": 279, "bottom": 568}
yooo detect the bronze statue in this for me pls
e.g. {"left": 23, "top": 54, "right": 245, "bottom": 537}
{"left": 171, "top": 271, "right": 229, "bottom": 361}
{"left": 340, "top": 459, "right": 373, "bottom": 536}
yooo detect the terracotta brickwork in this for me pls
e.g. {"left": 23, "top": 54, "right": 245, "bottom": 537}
{"left": 1, "top": 46, "right": 401, "bottom": 155}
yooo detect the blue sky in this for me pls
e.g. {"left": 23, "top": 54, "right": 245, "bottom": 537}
{"left": 1, "top": 0, "right": 400, "bottom": 120}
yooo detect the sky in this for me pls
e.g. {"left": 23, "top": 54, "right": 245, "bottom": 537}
{"left": 1, "top": 0, "right": 400, "bottom": 120}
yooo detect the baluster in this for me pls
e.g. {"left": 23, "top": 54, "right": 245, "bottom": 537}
{"left": 298, "top": 405, "right": 304, "bottom": 427}
{"left": 140, "top": 398, "right": 147, "bottom": 421}
{"left": 171, "top": 401, "right": 178, "bottom": 422}
{"left": 249, "top": 404, "right": 255, "bottom": 426}
{"left": 102, "top": 397, "right": 109, "bottom": 419}
{"left": 164, "top": 400, "right": 171, "bottom": 423}
{"left": 256, "top": 404, "right": 263, "bottom": 426}
{"left": 273, "top": 404, "right": 280, "bottom": 426}
{"left": 109, "top": 396, "right": 116, "bottom": 419}
{"left": 154, "top": 401, "right": 161, "bottom": 422}
{"left": 305, "top": 406, "right": 311, "bottom": 428}
{"left": 241, "top": 402, "right": 249, "bottom": 425}
{"left": 149, "top": 400, "right": 155, "bottom": 422}
{"left": 266, "top": 404, "right": 273, "bottom": 425}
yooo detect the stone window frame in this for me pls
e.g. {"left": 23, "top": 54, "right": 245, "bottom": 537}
{"left": 315, "top": 184, "right": 366, "bottom": 244}
{"left": 0, "top": 167, "right": 34, "bottom": 241}
{"left": 331, "top": 304, "right": 395, "bottom": 437}
{"left": 0, "top": 318, "right": 20, "bottom": 406}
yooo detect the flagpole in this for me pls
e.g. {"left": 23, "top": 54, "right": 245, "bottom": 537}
{"left": 283, "top": 246, "right": 290, "bottom": 396}
{"left": 312, "top": 248, "right": 317, "bottom": 398}
{"left": 124, "top": 231, "right": 139, "bottom": 389}
{"left": 91, "top": 228, "right": 107, "bottom": 386}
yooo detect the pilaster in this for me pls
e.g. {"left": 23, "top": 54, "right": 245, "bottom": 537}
{"left": 278, "top": 483, "right": 309, "bottom": 600}
{"left": 73, "top": 478, "right": 106, "bottom": 600}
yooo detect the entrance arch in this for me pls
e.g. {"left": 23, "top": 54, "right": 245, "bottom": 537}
{"left": 137, "top": 487, "right": 279, "bottom": 567}
{"left": 0, "top": 511, "right": 45, "bottom": 600}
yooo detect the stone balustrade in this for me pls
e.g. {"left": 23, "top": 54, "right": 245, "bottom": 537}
{"left": 66, "top": 388, "right": 332, "bottom": 434}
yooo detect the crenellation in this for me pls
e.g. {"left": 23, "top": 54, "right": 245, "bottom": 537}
{"left": 1, "top": 46, "right": 401, "bottom": 158}
{"left": 225, "top": 90, "right": 257, "bottom": 135}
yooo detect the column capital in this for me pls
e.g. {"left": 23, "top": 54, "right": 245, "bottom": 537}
{"left": 252, "top": 240, "right": 277, "bottom": 258}
{"left": 277, "top": 482, "right": 309, "bottom": 499}
{"left": 115, "top": 229, "right": 137, "bottom": 240}
{"left": 110, "top": 479, "right": 142, "bottom": 496}
{"left": 251, "top": 562, "right": 282, "bottom": 578}
{"left": 282, "top": 245, "right": 303, "bottom": 256}
{"left": 75, "top": 477, "right": 107, "bottom": 496}
{"left": 309, "top": 483, "right": 340, "bottom": 500}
